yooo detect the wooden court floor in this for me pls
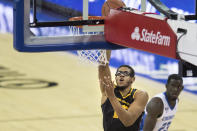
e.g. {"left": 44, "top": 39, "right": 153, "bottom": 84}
{"left": 0, "top": 33, "right": 197, "bottom": 131}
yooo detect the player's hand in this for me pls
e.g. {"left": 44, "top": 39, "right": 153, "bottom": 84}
{"left": 103, "top": 76, "right": 115, "bottom": 98}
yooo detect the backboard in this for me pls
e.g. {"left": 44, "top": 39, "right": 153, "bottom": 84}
{"left": 13, "top": 0, "right": 147, "bottom": 52}
{"left": 13, "top": 0, "right": 112, "bottom": 52}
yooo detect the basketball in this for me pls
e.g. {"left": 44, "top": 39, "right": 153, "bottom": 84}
{"left": 102, "top": 0, "right": 126, "bottom": 16}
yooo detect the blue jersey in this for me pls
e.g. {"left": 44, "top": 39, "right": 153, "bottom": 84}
{"left": 140, "top": 92, "right": 178, "bottom": 131}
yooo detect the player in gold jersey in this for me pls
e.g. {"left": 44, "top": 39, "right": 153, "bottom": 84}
{"left": 98, "top": 50, "right": 149, "bottom": 131}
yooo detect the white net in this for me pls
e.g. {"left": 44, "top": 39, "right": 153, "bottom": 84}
{"left": 69, "top": 25, "right": 108, "bottom": 66}
{"left": 77, "top": 50, "right": 108, "bottom": 65}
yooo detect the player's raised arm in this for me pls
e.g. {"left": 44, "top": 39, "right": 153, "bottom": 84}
{"left": 98, "top": 50, "right": 112, "bottom": 105}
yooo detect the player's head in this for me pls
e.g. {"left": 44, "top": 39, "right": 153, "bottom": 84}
{"left": 165, "top": 74, "right": 183, "bottom": 100}
{"left": 115, "top": 65, "right": 135, "bottom": 91}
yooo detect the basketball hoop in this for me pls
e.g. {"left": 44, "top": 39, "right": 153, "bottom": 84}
{"left": 69, "top": 16, "right": 105, "bottom": 28}
{"left": 68, "top": 16, "right": 105, "bottom": 35}
{"left": 68, "top": 16, "right": 108, "bottom": 66}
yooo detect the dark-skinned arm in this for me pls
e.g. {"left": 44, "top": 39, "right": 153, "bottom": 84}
{"left": 143, "top": 97, "right": 164, "bottom": 131}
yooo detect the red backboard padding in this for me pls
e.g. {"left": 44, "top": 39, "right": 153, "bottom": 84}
{"left": 105, "top": 9, "right": 177, "bottom": 59}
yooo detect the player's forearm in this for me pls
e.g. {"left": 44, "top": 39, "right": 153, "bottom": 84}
{"left": 143, "top": 116, "right": 157, "bottom": 131}
{"left": 108, "top": 96, "right": 135, "bottom": 127}
{"left": 98, "top": 50, "right": 111, "bottom": 93}
{"left": 98, "top": 64, "right": 111, "bottom": 93}
{"left": 143, "top": 124, "right": 155, "bottom": 131}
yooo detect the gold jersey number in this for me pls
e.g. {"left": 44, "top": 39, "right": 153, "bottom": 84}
{"left": 113, "top": 105, "right": 129, "bottom": 118}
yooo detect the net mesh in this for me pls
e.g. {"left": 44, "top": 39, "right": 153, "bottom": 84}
{"left": 77, "top": 50, "right": 108, "bottom": 65}
{"left": 69, "top": 16, "right": 108, "bottom": 66}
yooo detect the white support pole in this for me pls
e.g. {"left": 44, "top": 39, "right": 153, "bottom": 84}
{"left": 82, "top": 0, "right": 104, "bottom": 32}
{"left": 141, "top": 0, "right": 146, "bottom": 12}
{"left": 83, "top": 0, "right": 88, "bottom": 20}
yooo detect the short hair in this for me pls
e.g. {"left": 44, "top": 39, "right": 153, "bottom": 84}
{"left": 117, "top": 65, "right": 135, "bottom": 77}
{"left": 167, "top": 74, "right": 183, "bottom": 84}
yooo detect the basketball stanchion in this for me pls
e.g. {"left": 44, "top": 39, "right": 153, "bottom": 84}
{"left": 68, "top": 16, "right": 108, "bottom": 66}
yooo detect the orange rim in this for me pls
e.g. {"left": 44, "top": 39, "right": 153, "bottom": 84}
{"left": 68, "top": 16, "right": 105, "bottom": 28}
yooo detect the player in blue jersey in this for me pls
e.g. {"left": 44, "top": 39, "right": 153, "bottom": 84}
{"left": 141, "top": 74, "right": 184, "bottom": 131}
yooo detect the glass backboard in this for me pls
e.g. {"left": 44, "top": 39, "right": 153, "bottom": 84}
{"left": 13, "top": 0, "right": 148, "bottom": 52}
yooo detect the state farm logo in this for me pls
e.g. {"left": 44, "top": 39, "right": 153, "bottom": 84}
{"left": 131, "top": 27, "right": 171, "bottom": 46}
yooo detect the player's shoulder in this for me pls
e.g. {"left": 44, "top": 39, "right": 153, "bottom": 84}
{"left": 146, "top": 96, "right": 164, "bottom": 115}
{"left": 134, "top": 89, "right": 149, "bottom": 102}
{"left": 135, "top": 89, "right": 149, "bottom": 98}
{"left": 149, "top": 96, "right": 163, "bottom": 106}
